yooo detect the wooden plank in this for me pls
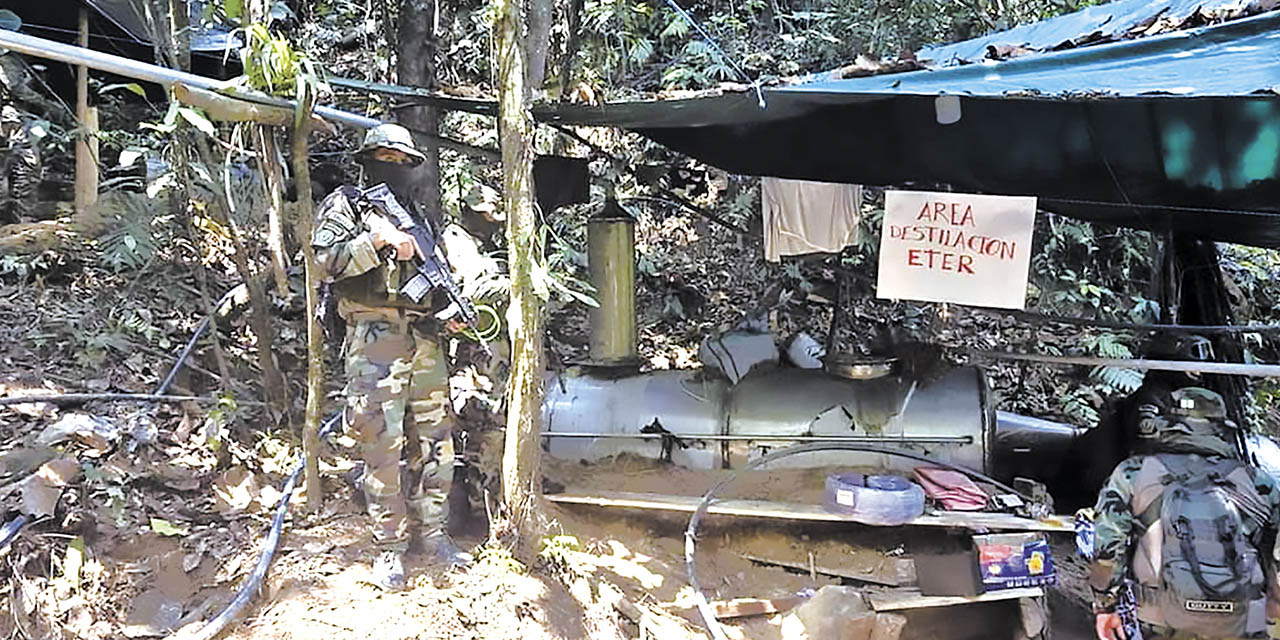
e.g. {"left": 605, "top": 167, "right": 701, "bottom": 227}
{"left": 738, "top": 553, "right": 910, "bottom": 586}
{"left": 868, "top": 587, "right": 1043, "bottom": 612}
{"left": 711, "top": 596, "right": 806, "bottom": 619}
{"left": 547, "top": 491, "right": 1073, "bottom": 532}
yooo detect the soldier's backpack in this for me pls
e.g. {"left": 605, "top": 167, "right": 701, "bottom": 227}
{"left": 1129, "top": 452, "right": 1269, "bottom": 637}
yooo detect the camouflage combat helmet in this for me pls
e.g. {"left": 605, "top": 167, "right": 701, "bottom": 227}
{"left": 1135, "top": 386, "right": 1238, "bottom": 454}
{"left": 1170, "top": 387, "right": 1229, "bottom": 421}
{"left": 356, "top": 123, "right": 425, "bottom": 165}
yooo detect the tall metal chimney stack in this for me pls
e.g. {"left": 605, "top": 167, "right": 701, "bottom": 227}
{"left": 587, "top": 200, "right": 638, "bottom": 366}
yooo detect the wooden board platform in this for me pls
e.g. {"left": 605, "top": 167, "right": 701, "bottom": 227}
{"left": 547, "top": 491, "right": 1073, "bottom": 532}
{"left": 737, "top": 553, "right": 912, "bottom": 586}
{"left": 868, "top": 587, "right": 1044, "bottom": 612}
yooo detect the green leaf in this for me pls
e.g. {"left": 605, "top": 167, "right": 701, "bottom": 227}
{"left": 100, "top": 83, "right": 147, "bottom": 98}
{"left": 150, "top": 518, "right": 189, "bottom": 537}
{"left": 660, "top": 17, "right": 690, "bottom": 40}
{"left": 178, "top": 107, "right": 217, "bottom": 137}
{"left": 224, "top": 0, "right": 243, "bottom": 20}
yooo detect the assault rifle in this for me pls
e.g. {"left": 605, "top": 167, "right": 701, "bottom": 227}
{"left": 355, "top": 183, "right": 487, "bottom": 350}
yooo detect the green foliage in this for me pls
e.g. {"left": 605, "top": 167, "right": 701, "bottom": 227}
{"left": 1062, "top": 387, "right": 1100, "bottom": 426}
{"left": 539, "top": 534, "right": 588, "bottom": 577}
{"left": 1030, "top": 215, "right": 1159, "bottom": 324}
{"left": 476, "top": 545, "right": 526, "bottom": 574}
{"left": 240, "top": 24, "right": 301, "bottom": 96}
{"left": 203, "top": 395, "right": 240, "bottom": 452}
{"left": 98, "top": 194, "right": 163, "bottom": 272}
{"left": 532, "top": 225, "right": 598, "bottom": 308}
{"left": 140, "top": 100, "right": 218, "bottom": 141}
{"left": 83, "top": 462, "right": 128, "bottom": 527}
{"left": 1091, "top": 366, "right": 1143, "bottom": 394}
{"left": 574, "top": 0, "right": 1082, "bottom": 93}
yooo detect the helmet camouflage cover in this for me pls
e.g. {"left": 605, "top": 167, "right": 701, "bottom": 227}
{"left": 1169, "top": 387, "right": 1228, "bottom": 420}
{"left": 357, "top": 123, "right": 425, "bottom": 165}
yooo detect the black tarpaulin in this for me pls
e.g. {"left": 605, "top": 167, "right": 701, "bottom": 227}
{"left": 549, "top": 11, "right": 1280, "bottom": 247}
{"left": 364, "top": 8, "right": 1280, "bottom": 246}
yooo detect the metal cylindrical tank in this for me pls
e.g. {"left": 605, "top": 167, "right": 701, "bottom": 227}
{"left": 543, "top": 369, "right": 729, "bottom": 469}
{"left": 587, "top": 210, "right": 637, "bottom": 366}
{"left": 726, "top": 367, "right": 991, "bottom": 473}
{"left": 543, "top": 366, "right": 997, "bottom": 473}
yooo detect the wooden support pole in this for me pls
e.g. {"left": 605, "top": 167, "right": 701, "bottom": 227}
{"left": 73, "top": 10, "right": 96, "bottom": 216}
{"left": 74, "top": 9, "right": 98, "bottom": 219}
{"left": 293, "top": 84, "right": 322, "bottom": 512}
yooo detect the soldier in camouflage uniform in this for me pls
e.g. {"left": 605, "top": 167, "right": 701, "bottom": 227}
{"left": 1091, "top": 387, "right": 1280, "bottom": 640}
{"left": 312, "top": 124, "right": 468, "bottom": 591}
{"left": 0, "top": 104, "right": 40, "bottom": 224}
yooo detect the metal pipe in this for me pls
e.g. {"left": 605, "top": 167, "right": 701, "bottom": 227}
{"left": 587, "top": 205, "right": 638, "bottom": 365}
{"left": 977, "top": 350, "right": 1280, "bottom": 377}
{"left": 0, "top": 393, "right": 263, "bottom": 406}
{"left": 0, "top": 29, "right": 379, "bottom": 130}
{"left": 541, "top": 432, "right": 973, "bottom": 444}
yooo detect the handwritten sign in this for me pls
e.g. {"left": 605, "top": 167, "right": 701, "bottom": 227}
{"left": 877, "top": 191, "right": 1036, "bottom": 309}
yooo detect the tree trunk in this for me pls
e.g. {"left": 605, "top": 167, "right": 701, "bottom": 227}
{"left": 496, "top": 0, "right": 545, "bottom": 543}
{"left": 167, "top": 0, "right": 191, "bottom": 71}
{"left": 254, "top": 126, "right": 291, "bottom": 298}
{"left": 525, "top": 0, "right": 554, "bottom": 90}
{"left": 395, "top": 0, "right": 442, "bottom": 223}
{"left": 195, "top": 136, "right": 289, "bottom": 415}
{"left": 293, "top": 85, "right": 323, "bottom": 512}
{"left": 557, "top": 0, "right": 586, "bottom": 100}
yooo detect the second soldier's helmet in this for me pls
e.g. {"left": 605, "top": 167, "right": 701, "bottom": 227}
{"left": 356, "top": 123, "right": 425, "bottom": 166}
{"left": 1170, "top": 387, "right": 1229, "bottom": 421}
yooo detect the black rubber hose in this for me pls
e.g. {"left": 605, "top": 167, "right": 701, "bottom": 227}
{"left": 155, "top": 287, "right": 238, "bottom": 396}
{"left": 0, "top": 514, "right": 27, "bottom": 549}
{"left": 683, "top": 442, "right": 1029, "bottom": 640}
{"left": 169, "top": 413, "right": 342, "bottom": 640}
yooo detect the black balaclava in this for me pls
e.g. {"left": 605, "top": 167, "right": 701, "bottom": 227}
{"left": 362, "top": 158, "right": 417, "bottom": 204}
{"left": 361, "top": 158, "right": 444, "bottom": 229}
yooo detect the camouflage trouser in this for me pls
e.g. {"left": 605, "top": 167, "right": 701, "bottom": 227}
{"left": 343, "top": 313, "right": 454, "bottom": 552}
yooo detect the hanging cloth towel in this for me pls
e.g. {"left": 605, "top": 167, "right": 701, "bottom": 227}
{"left": 760, "top": 177, "right": 862, "bottom": 262}
{"left": 912, "top": 466, "right": 989, "bottom": 511}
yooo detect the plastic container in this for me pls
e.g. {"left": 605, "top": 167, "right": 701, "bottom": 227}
{"left": 824, "top": 472, "right": 926, "bottom": 526}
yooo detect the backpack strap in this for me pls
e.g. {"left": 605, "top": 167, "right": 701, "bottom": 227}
{"left": 1132, "top": 456, "right": 1170, "bottom": 528}
{"left": 1130, "top": 456, "right": 1171, "bottom": 587}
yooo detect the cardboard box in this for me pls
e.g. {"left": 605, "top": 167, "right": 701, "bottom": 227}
{"left": 973, "top": 532, "right": 1057, "bottom": 590}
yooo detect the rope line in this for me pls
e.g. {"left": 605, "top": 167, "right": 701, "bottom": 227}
{"left": 659, "top": 0, "right": 765, "bottom": 109}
